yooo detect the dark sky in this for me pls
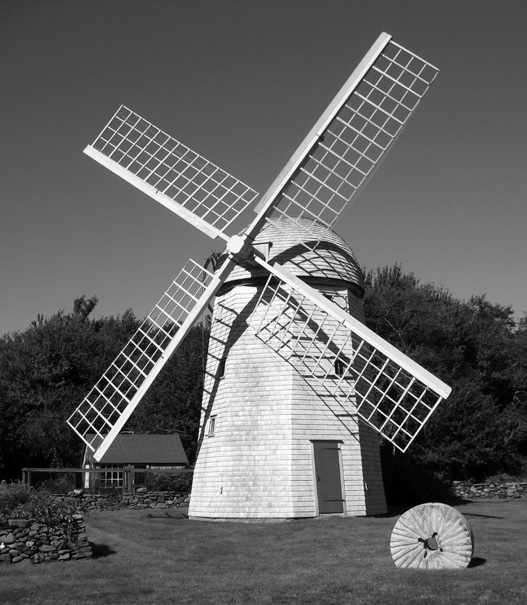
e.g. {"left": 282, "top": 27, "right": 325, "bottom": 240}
{"left": 1, "top": 0, "right": 526, "bottom": 335}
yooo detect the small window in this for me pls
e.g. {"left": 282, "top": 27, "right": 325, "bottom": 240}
{"left": 97, "top": 464, "right": 124, "bottom": 488}
{"left": 207, "top": 416, "right": 216, "bottom": 437}
{"left": 334, "top": 358, "right": 346, "bottom": 377}
{"left": 215, "top": 305, "right": 224, "bottom": 321}
{"left": 218, "top": 358, "right": 226, "bottom": 379}
{"left": 254, "top": 242, "right": 272, "bottom": 261}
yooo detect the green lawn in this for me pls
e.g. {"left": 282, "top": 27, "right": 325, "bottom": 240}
{"left": 1, "top": 500, "right": 526, "bottom": 605}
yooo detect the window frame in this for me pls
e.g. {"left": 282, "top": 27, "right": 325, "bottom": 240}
{"left": 207, "top": 415, "right": 216, "bottom": 437}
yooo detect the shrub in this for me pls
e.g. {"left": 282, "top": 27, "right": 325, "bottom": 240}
{"left": 37, "top": 473, "right": 78, "bottom": 494}
{"left": 0, "top": 481, "right": 87, "bottom": 541}
{"left": 143, "top": 471, "right": 193, "bottom": 492}
{"left": 380, "top": 450, "right": 457, "bottom": 506}
{"left": 0, "top": 481, "right": 32, "bottom": 519}
{"left": 484, "top": 471, "right": 527, "bottom": 484}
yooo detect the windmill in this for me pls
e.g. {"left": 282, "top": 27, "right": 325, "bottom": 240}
{"left": 68, "top": 33, "right": 451, "bottom": 518}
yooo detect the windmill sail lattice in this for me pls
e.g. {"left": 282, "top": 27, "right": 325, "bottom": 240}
{"left": 251, "top": 261, "right": 449, "bottom": 452}
{"left": 84, "top": 106, "right": 259, "bottom": 240}
{"left": 68, "top": 259, "right": 222, "bottom": 458}
{"left": 70, "top": 32, "right": 448, "bottom": 468}
{"left": 254, "top": 35, "right": 439, "bottom": 240}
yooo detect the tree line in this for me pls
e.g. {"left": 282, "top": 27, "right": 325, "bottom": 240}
{"left": 364, "top": 265, "right": 527, "bottom": 485}
{"left": 1, "top": 266, "right": 526, "bottom": 486}
{"left": 0, "top": 295, "right": 207, "bottom": 480}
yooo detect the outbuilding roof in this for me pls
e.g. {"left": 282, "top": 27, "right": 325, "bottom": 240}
{"left": 85, "top": 433, "right": 188, "bottom": 465}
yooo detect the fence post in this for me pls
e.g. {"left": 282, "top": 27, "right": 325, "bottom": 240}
{"left": 124, "top": 467, "right": 133, "bottom": 493}
{"left": 22, "top": 468, "right": 27, "bottom": 486}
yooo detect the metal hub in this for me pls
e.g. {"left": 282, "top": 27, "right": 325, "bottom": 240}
{"left": 424, "top": 536, "right": 439, "bottom": 551}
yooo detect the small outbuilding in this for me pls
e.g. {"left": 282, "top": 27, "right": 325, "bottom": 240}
{"left": 82, "top": 433, "right": 188, "bottom": 489}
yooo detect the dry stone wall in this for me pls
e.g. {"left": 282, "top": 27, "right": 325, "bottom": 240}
{"left": 0, "top": 515, "right": 91, "bottom": 565}
{"left": 451, "top": 481, "right": 527, "bottom": 500}
{"left": 0, "top": 490, "right": 189, "bottom": 565}
{"left": 56, "top": 490, "right": 190, "bottom": 511}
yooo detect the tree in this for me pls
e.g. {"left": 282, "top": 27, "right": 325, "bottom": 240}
{"left": 0, "top": 298, "right": 140, "bottom": 480}
{"left": 126, "top": 321, "right": 210, "bottom": 463}
{"left": 364, "top": 265, "right": 527, "bottom": 481}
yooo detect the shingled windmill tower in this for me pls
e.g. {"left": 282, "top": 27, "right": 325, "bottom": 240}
{"left": 190, "top": 218, "right": 386, "bottom": 517}
{"left": 68, "top": 33, "right": 451, "bottom": 519}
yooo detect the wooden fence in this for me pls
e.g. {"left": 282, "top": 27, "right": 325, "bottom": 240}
{"left": 21, "top": 466, "right": 192, "bottom": 493}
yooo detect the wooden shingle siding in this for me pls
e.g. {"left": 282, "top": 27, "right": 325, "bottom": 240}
{"left": 227, "top": 217, "right": 365, "bottom": 291}
{"left": 189, "top": 219, "right": 386, "bottom": 519}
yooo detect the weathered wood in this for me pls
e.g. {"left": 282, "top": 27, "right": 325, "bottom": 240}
{"left": 390, "top": 503, "right": 474, "bottom": 569}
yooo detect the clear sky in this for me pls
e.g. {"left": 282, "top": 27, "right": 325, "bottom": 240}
{"left": 1, "top": 0, "right": 526, "bottom": 336}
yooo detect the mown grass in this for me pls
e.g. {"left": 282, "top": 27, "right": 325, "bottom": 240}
{"left": 1, "top": 500, "right": 526, "bottom": 605}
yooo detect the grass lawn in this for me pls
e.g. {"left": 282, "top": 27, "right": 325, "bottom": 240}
{"left": 0, "top": 500, "right": 525, "bottom": 605}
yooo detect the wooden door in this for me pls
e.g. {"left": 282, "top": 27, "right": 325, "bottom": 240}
{"left": 313, "top": 441, "right": 344, "bottom": 514}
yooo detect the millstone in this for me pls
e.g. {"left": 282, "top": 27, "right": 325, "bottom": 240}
{"left": 390, "top": 502, "right": 474, "bottom": 569}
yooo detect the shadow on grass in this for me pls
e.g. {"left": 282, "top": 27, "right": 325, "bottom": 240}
{"left": 90, "top": 542, "right": 117, "bottom": 558}
{"left": 468, "top": 557, "right": 487, "bottom": 568}
{"left": 459, "top": 511, "right": 504, "bottom": 519}
{"left": 381, "top": 502, "right": 467, "bottom": 518}
{"left": 145, "top": 509, "right": 189, "bottom": 520}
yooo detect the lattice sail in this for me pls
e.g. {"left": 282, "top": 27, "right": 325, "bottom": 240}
{"left": 67, "top": 259, "right": 216, "bottom": 456}
{"left": 85, "top": 106, "right": 259, "bottom": 239}
{"left": 251, "top": 266, "right": 450, "bottom": 452}
{"left": 252, "top": 34, "right": 439, "bottom": 245}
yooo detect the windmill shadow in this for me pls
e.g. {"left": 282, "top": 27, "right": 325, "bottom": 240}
{"left": 196, "top": 287, "right": 262, "bottom": 453}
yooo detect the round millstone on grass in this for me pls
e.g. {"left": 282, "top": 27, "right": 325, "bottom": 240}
{"left": 390, "top": 502, "right": 474, "bottom": 569}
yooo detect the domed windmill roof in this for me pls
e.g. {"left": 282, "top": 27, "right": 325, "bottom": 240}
{"left": 221, "top": 217, "right": 364, "bottom": 296}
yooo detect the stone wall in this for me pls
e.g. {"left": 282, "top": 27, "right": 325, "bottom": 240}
{"left": 56, "top": 489, "right": 190, "bottom": 511}
{"left": 0, "top": 489, "right": 189, "bottom": 565}
{"left": 53, "top": 483, "right": 527, "bottom": 514}
{"left": 0, "top": 515, "right": 91, "bottom": 565}
{"left": 451, "top": 481, "right": 527, "bottom": 500}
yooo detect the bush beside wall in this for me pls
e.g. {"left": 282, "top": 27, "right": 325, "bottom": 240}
{"left": 0, "top": 481, "right": 92, "bottom": 565}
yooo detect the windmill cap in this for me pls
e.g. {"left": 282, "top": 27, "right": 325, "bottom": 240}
{"left": 223, "top": 217, "right": 364, "bottom": 294}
